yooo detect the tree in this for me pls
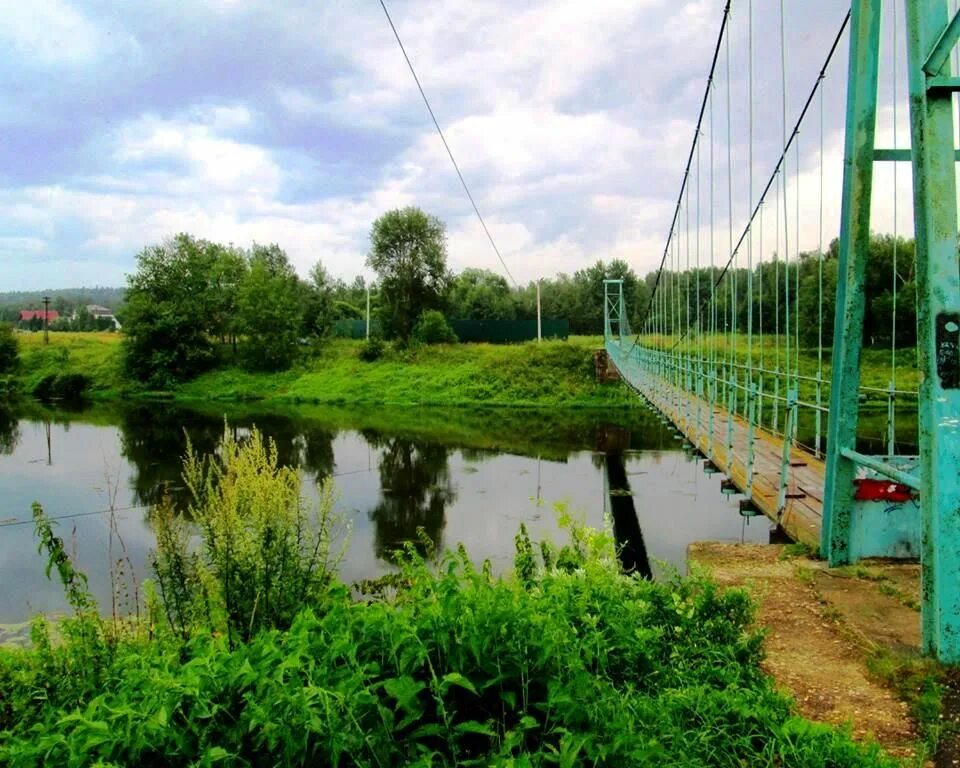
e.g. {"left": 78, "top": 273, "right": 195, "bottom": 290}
{"left": 238, "top": 244, "right": 303, "bottom": 371}
{"left": 123, "top": 234, "right": 220, "bottom": 388}
{"left": 300, "top": 261, "right": 334, "bottom": 339}
{"left": 209, "top": 246, "right": 248, "bottom": 352}
{"left": 0, "top": 323, "right": 18, "bottom": 375}
{"left": 367, "top": 207, "right": 450, "bottom": 340}
{"left": 448, "top": 268, "right": 515, "bottom": 319}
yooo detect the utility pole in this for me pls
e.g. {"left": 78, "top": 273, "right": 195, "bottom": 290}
{"left": 42, "top": 295, "right": 50, "bottom": 345}
{"left": 366, "top": 285, "right": 371, "bottom": 340}
{"left": 536, "top": 279, "right": 542, "bottom": 343}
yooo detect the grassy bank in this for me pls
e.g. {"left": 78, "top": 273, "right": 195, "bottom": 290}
{"left": 13, "top": 332, "right": 635, "bottom": 408}
{"left": 11, "top": 331, "right": 925, "bottom": 412}
{"left": 181, "top": 338, "right": 633, "bottom": 407}
{"left": 14, "top": 332, "right": 125, "bottom": 397}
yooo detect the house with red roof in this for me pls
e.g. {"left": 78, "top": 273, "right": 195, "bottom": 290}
{"left": 18, "top": 309, "right": 59, "bottom": 324}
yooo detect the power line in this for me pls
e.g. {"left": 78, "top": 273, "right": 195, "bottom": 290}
{"left": 671, "top": 8, "right": 851, "bottom": 351}
{"left": 0, "top": 504, "right": 150, "bottom": 528}
{"left": 638, "top": 1, "right": 733, "bottom": 332}
{"left": 378, "top": 0, "right": 518, "bottom": 287}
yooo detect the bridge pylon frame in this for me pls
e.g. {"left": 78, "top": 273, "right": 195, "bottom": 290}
{"left": 823, "top": 0, "right": 960, "bottom": 660}
{"left": 603, "top": 279, "right": 626, "bottom": 348}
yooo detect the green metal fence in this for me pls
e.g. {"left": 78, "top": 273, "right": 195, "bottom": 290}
{"left": 332, "top": 318, "right": 569, "bottom": 343}
{"left": 450, "top": 319, "right": 568, "bottom": 343}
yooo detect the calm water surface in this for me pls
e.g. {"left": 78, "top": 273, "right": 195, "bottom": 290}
{"left": 0, "top": 401, "right": 773, "bottom": 623}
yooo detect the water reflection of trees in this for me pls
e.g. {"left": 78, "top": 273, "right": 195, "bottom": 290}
{"left": 0, "top": 405, "right": 20, "bottom": 455}
{"left": 366, "top": 435, "right": 455, "bottom": 563}
{"left": 231, "top": 415, "right": 335, "bottom": 480}
{"left": 118, "top": 406, "right": 336, "bottom": 509}
{"left": 119, "top": 404, "right": 223, "bottom": 509}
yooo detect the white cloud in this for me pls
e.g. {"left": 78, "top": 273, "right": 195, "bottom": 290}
{"left": 0, "top": 0, "right": 103, "bottom": 65}
{"left": 114, "top": 110, "right": 280, "bottom": 195}
{"left": 274, "top": 88, "right": 325, "bottom": 118}
{"left": 0, "top": 0, "right": 903, "bottom": 292}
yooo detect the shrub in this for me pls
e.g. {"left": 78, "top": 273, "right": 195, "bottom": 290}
{"left": 358, "top": 335, "right": 385, "bottom": 361}
{"left": 0, "top": 323, "right": 18, "bottom": 375}
{"left": 413, "top": 309, "right": 458, "bottom": 344}
{"left": 31, "top": 372, "right": 91, "bottom": 401}
{"left": 151, "top": 425, "right": 347, "bottom": 645}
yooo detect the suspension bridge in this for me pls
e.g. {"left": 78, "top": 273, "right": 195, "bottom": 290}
{"left": 600, "top": 0, "right": 960, "bottom": 661}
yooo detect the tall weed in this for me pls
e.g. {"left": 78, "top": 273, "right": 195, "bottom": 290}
{"left": 151, "top": 425, "right": 348, "bottom": 645}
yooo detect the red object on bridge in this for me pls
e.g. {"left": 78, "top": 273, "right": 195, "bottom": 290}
{"left": 853, "top": 478, "right": 914, "bottom": 503}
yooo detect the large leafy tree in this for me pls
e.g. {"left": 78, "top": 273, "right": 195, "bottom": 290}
{"left": 209, "top": 245, "right": 249, "bottom": 351}
{"left": 237, "top": 244, "right": 303, "bottom": 371}
{"left": 447, "top": 268, "right": 515, "bottom": 320}
{"left": 123, "top": 234, "right": 220, "bottom": 387}
{"left": 300, "top": 261, "right": 335, "bottom": 339}
{"left": 367, "top": 207, "right": 450, "bottom": 340}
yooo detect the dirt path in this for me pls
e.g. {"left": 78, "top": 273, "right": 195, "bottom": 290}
{"left": 690, "top": 542, "right": 919, "bottom": 761}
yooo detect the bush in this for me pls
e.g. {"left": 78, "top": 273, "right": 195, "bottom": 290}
{"left": 0, "top": 323, "right": 18, "bottom": 375}
{"left": 413, "top": 310, "right": 458, "bottom": 344}
{"left": 31, "top": 373, "right": 91, "bottom": 401}
{"left": 151, "top": 425, "right": 347, "bottom": 645}
{"left": 358, "top": 335, "right": 385, "bottom": 361}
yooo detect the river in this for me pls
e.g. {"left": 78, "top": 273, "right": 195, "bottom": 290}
{"left": 0, "top": 400, "right": 782, "bottom": 624}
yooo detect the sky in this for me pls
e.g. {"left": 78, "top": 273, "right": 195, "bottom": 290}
{"left": 0, "top": 0, "right": 915, "bottom": 290}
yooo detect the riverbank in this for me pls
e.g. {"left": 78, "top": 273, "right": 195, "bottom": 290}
{"left": 690, "top": 542, "right": 959, "bottom": 764}
{"left": 12, "top": 332, "right": 636, "bottom": 408}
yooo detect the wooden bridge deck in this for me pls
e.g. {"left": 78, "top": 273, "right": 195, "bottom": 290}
{"left": 610, "top": 352, "right": 824, "bottom": 548}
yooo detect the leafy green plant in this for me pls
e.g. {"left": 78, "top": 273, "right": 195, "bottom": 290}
{"left": 413, "top": 310, "right": 458, "bottom": 345}
{"left": 0, "top": 322, "right": 18, "bottom": 375}
{"left": 1, "top": 517, "right": 898, "bottom": 767}
{"left": 151, "top": 424, "right": 348, "bottom": 645}
{"left": 358, "top": 335, "right": 385, "bottom": 362}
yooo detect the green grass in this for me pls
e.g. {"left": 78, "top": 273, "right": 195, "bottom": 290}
{"left": 866, "top": 649, "right": 950, "bottom": 757}
{"left": 10, "top": 333, "right": 634, "bottom": 408}
{"left": 180, "top": 338, "right": 632, "bottom": 408}
{"left": 14, "top": 331, "right": 125, "bottom": 397}
{"left": 8, "top": 330, "right": 925, "bottom": 417}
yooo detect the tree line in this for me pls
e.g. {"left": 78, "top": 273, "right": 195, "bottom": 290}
{"left": 45, "top": 204, "right": 918, "bottom": 388}
{"left": 639, "top": 235, "right": 918, "bottom": 349}
{"left": 120, "top": 207, "right": 647, "bottom": 386}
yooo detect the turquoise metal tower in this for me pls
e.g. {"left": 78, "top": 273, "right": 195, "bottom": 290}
{"left": 603, "top": 279, "right": 626, "bottom": 347}
{"left": 822, "top": 0, "right": 960, "bottom": 660}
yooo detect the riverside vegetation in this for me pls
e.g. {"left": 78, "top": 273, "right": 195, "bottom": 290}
{"left": 11, "top": 332, "right": 636, "bottom": 408}
{"left": 0, "top": 428, "right": 898, "bottom": 766}
{"left": 8, "top": 328, "right": 922, "bottom": 415}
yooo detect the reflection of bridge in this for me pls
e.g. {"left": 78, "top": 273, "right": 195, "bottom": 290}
{"left": 602, "top": 1, "right": 960, "bottom": 661}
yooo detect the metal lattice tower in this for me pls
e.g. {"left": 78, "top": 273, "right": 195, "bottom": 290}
{"left": 823, "top": 0, "right": 960, "bottom": 661}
